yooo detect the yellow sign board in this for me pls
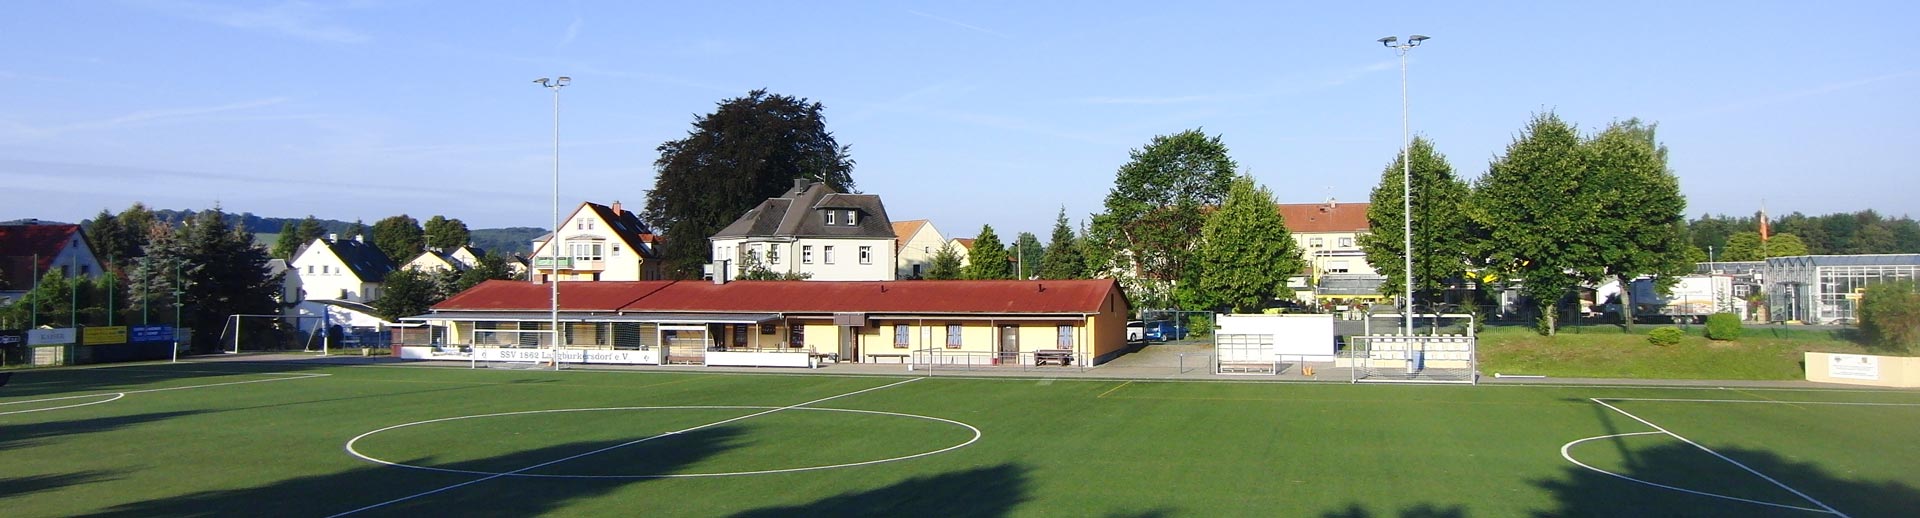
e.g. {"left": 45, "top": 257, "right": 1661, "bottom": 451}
{"left": 84, "top": 326, "right": 129, "bottom": 345}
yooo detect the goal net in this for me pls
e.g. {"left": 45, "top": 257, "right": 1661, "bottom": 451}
{"left": 221, "top": 315, "right": 331, "bottom": 354}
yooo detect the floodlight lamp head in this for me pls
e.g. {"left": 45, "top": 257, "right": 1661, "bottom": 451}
{"left": 555, "top": 76, "right": 571, "bottom": 86}
{"left": 1378, "top": 36, "right": 1398, "bottom": 46}
{"left": 534, "top": 77, "right": 551, "bottom": 87}
{"left": 1409, "top": 34, "right": 1430, "bottom": 45}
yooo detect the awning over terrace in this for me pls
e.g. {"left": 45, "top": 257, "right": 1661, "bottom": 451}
{"left": 402, "top": 311, "right": 783, "bottom": 325}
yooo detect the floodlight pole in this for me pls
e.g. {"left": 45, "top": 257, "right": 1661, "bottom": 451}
{"left": 1381, "top": 34, "right": 1428, "bottom": 339}
{"left": 536, "top": 76, "right": 570, "bottom": 371}
{"left": 172, "top": 261, "right": 182, "bottom": 363}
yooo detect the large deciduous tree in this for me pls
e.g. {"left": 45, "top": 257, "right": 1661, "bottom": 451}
{"left": 645, "top": 89, "right": 856, "bottom": 278}
{"left": 1359, "top": 137, "right": 1473, "bottom": 306}
{"left": 371, "top": 215, "right": 425, "bottom": 262}
{"left": 1038, "top": 208, "right": 1086, "bottom": 280}
{"left": 1585, "top": 119, "right": 1691, "bottom": 328}
{"left": 372, "top": 269, "right": 452, "bottom": 322}
{"left": 1189, "top": 175, "right": 1303, "bottom": 313}
{"left": 1723, "top": 231, "right": 1809, "bottom": 261}
{"left": 423, "top": 215, "right": 471, "bottom": 251}
{"left": 965, "top": 225, "right": 1012, "bottom": 280}
{"left": 1471, "top": 113, "right": 1597, "bottom": 336}
{"left": 1087, "top": 129, "right": 1237, "bottom": 309}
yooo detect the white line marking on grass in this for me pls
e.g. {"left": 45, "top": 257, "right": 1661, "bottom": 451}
{"left": 1559, "top": 432, "right": 1834, "bottom": 514}
{"left": 0, "top": 393, "right": 126, "bottom": 415}
{"left": 1590, "top": 398, "right": 1852, "bottom": 517}
{"left": 328, "top": 377, "right": 925, "bottom": 517}
{"left": 1602, "top": 397, "right": 1920, "bottom": 407}
{"left": 344, "top": 405, "right": 980, "bottom": 478}
{"left": 0, "top": 373, "right": 329, "bottom": 415}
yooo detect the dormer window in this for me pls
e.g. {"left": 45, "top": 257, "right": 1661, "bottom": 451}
{"left": 825, "top": 211, "right": 837, "bottom": 225}
{"left": 846, "top": 210, "right": 857, "bottom": 225}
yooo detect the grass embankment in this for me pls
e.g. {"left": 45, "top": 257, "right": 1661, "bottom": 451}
{"left": 1476, "top": 324, "right": 1893, "bottom": 380}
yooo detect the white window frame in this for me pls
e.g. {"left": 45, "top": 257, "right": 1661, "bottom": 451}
{"left": 1057, "top": 325, "right": 1074, "bottom": 348}
{"left": 1309, "top": 237, "right": 1325, "bottom": 248}
{"left": 945, "top": 324, "right": 963, "bottom": 349}
{"left": 846, "top": 210, "right": 858, "bottom": 225}
{"left": 802, "top": 245, "right": 814, "bottom": 264}
{"left": 894, "top": 324, "right": 910, "bottom": 348}
{"left": 824, "top": 245, "right": 836, "bottom": 264}
{"left": 825, "top": 211, "right": 837, "bottom": 225}
{"left": 1339, "top": 236, "right": 1354, "bottom": 248}
{"left": 859, "top": 246, "right": 872, "bottom": 265}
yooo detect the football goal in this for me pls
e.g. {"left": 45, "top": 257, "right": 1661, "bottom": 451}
{"left": 220, "top": 314, "right": 331, "bottom": 354}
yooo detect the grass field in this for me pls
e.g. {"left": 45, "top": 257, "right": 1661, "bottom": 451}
{"left": 3, "top": 361, "right": 1917, "bottom": 517}
{"left": 1477, "top": 324, "right": 1891, "bottom": 380}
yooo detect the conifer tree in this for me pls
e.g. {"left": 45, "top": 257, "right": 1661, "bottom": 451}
{"left": 965, "top": 226, "right": 1012, "bottom": 280}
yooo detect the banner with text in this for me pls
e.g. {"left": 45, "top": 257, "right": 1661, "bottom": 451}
{"left": 83, "top": 326, "right": 129, "bottom": 346}
{"left": 27, "top": 328, "right": 76, "bottom": 346}
{"left": 1828, "top": 354, "right": 1880, "bottom": 381}
{"left": 130, "top": 325, "right": 175, "bottom": 343}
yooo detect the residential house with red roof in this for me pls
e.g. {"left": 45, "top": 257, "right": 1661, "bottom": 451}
{"left": 398, "top": 278, "right": 1131, "bottom": 368}
{"left": 709, "top": 180, "right": 897, "bottom": 281}
{"left": 528, "top": 201, "right": 664, "bottom": 282}
{"left": 0, "top": 222, "right": 104, "bottom": 305}
{"left": 1277, "top": 200, "right": 1387, "bottom": 305}
{"left": 891, "top": 219, "right": 948, "bottom": 279}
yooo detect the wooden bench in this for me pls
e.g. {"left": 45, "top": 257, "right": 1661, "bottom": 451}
{"left": 1035, "top": 349, "right": 1074, "bottom": 366}
{"left": 867, "top": 353, "right": 910, "bottom": 364}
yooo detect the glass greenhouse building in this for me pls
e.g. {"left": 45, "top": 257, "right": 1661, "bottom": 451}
{"left": 1764, "top": 254, "right": 1920, "bottom": 325}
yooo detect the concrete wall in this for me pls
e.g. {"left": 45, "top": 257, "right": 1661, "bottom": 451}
{"left": 1805, "top": 352, "right": 1920, "bottom": 388}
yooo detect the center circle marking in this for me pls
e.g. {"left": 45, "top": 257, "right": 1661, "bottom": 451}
{"left": 345, "top": 405, "right": 981, "bottom": 478}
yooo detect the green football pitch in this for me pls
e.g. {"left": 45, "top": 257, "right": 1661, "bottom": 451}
{"left": 2, "top": 362, "right": 1916, "bottom": 517}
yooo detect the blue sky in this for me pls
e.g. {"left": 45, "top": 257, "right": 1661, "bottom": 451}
{"left": 3, "top": 1, "right": 1915, "bottom": 241}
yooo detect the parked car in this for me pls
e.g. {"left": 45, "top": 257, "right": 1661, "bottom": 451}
{"left": 1144, "top": 321, "right": 1186, "bottom": 342}
{"left": 1126, "top": 320, "right": 1146, "bottom": 343}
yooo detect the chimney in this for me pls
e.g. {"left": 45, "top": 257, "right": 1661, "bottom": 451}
{"left": 610, "top": 200, "right": 623, "bottom": 216}
{"left": 354, "top": 234, "right": 364, "bottom": 243}
{"left": 327, "top": 233, "right": 338, "bottom": 243}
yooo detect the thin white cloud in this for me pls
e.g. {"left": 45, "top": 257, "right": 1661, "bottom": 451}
{"left": 907, "top": 9, "right": 1013, "bottom": 39}
{"left": 1687, "top": 71, "right": 1920, "bottom": 117}
{"left": 1080, "top": 95, "right": 1221, "bottom": 105}
{"left": 1076, "top": 59, "right": 1401, "bottom": 105}
{"left": 560, "top": 16, "right": 584, "bottom": 47}
{"left": 130, "top": 0, "right": 371, "bottom": 44}
{"left": 3, "top": 97, "right": 288, "bottom": 139}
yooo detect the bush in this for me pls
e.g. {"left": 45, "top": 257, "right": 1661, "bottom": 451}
{"left": 1647, "top": 327, "right": 1684, "bottom": 346}
{"left": 1705, "top": 313, "right": 1742, "bottom": 341}
{"left": 1860, "top": 280, "right": 1920, "bottom": 353}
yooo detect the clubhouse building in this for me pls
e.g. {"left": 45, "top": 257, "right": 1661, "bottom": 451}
{"left": 399, "top": 279, "right": 1132, "bottom": 368}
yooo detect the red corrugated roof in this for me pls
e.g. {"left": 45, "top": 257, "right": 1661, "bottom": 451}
{"left": 0, "top": 224, "right": 81, "bottom": 287}
{"left": 435, "top": 279, "right": 1123, "bottom": 315}
{"left": 1277, "top": 202, "right": 1371, "bottom": 233}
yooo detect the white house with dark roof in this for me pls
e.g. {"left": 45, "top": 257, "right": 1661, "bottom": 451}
{"left": 528, "top": 201, "right": 664, "bottom": 282}
{"left": 283, "top": 234, "right": 399, "bottom": 330}
{"left": 403, "top": 245, "right": 487, "bottom": 273}
{"left": 710, "top": 180, "right": 898, "bottom": 281}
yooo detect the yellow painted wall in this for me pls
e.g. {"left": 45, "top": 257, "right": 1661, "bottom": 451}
{"left": 1805, "top": 352, "right": 1920, "bottom": 388}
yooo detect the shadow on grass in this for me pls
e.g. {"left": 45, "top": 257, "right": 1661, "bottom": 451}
{"left": 1535, "top": 440, "right": 1920, "bottom": 517}
{"left": 84, "top": 425, "right": 745, "bottom": 517}
{"left": 0, "top": 410, "right": 206, "bottom": 452}
{"left": 1321, "top": 503, "right": 1468, "bottom": 518}
{"left": 0, "top": 361, "right": 339, "bottom": 398}
{"left": 0, "top": 470, "right": 125, "bottom": 500}
{"left": 729, "top": 464, "right": 1030, "bottom": 518}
